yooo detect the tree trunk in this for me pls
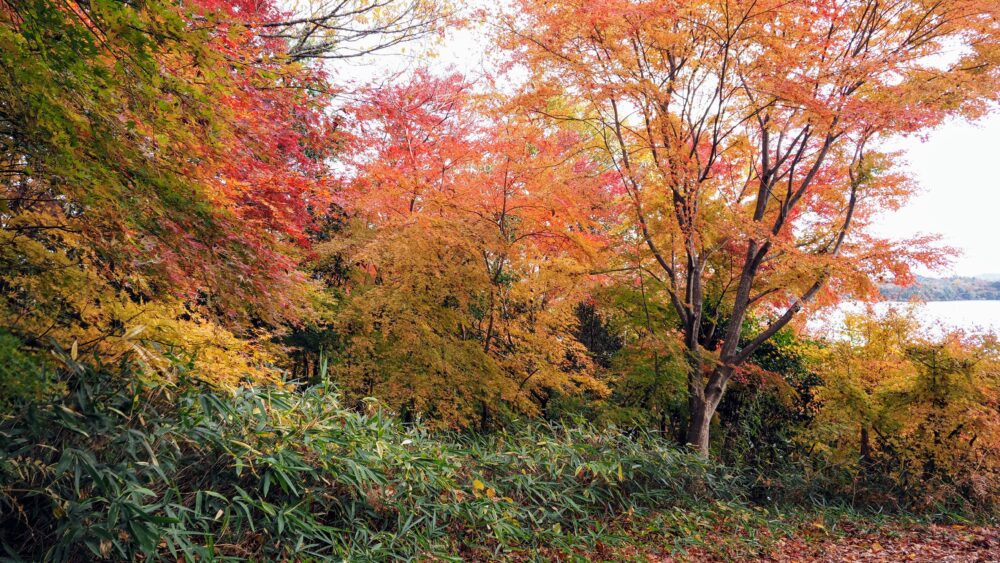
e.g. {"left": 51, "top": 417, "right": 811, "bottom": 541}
{"left": 686, "top": 404, "right": 711, "bottom": 455}
{"left": 686, "top": 363, "right": 728, "bottom": 456}
{"left": 686, "top": 392, "right": 721, "bottom": 456}
{"left": 860, "top": 425, "right": 872, "bottom": 470}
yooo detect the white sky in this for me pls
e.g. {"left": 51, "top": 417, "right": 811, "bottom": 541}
{"left": 336, "top": 16, "right": 999, "bottom": 278}
{"left": 876, "top": 115, "right": 1000, "bottom": 277}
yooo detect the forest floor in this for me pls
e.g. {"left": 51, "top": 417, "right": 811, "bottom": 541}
{"left": 644, "top": 522, "right": 1000, "bottom": 562}
{"left": 760, "top": 523, "right": 997, "bottom": 562}
{"left": 540, "top": 509, "right": 1000, "bottom": 563}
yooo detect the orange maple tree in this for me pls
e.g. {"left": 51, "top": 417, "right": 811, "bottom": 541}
{"left": 502, "top": 0, "right": 1000, "bottom": 452}
{"left": 323, "top": 70, "right": 614, "bottom": 425}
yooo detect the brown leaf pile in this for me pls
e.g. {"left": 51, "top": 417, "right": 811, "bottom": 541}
{"left": 648, "top": 523, "right": 999, "bottom": 563}
{"left": 762, "top": 524, "right": 999, "bottom": 563}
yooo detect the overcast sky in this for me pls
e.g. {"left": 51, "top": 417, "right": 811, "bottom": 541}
{"left": 876, "top": 115, "right": 1000, "bottom": 277}
{"left": 337, "top": 20, "right": 999, "bottom": 278}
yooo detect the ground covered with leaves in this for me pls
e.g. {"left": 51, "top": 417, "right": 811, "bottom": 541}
{"left": 508, "top": 509, "right": 998, "bottom": 562}
{"left": 636, "top": 521, "right": 1000, "bottom": 562}
{"left": 763, "top": 523, "right": 998, "bottom": 562}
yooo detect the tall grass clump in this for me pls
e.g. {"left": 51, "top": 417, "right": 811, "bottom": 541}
{"left": 0, "top": 353, "right": 741, "bottom": 561}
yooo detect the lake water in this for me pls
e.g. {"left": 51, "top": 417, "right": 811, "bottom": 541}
{"left": 810, "top": 300, "right": 1000, "bottom": 337}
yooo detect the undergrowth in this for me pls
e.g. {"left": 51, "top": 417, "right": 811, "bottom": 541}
{"left": 0, "top": 352, "right": 740, "bottom": 561}
{"left": 0, "top": 353, "right": 991, "bottom": 561}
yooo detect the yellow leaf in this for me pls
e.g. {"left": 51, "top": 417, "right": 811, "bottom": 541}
{"left": 472, "top": 479, "right": 485, "bottom": 491}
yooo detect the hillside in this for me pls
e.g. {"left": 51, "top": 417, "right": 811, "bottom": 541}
{"left": 880, "top": 276, "right": 1000, "bottom": 301}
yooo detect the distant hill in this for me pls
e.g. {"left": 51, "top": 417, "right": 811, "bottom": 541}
{"left": 880, "top": 276, "right": 1000, "bottom": 301}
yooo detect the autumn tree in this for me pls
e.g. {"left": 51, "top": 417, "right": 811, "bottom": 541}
{"left": 502, "top": 0, "right": 1000, "bottom": 453}
{"left": 0, "top": 0, "right": 336, "bottom": 386}
{"left": 321, "top": 70, "right": 614, "bottom": 426}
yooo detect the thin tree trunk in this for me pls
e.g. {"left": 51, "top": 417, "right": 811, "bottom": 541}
{"left": 860, "top": 425, "right": 872, "bottom": 470}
